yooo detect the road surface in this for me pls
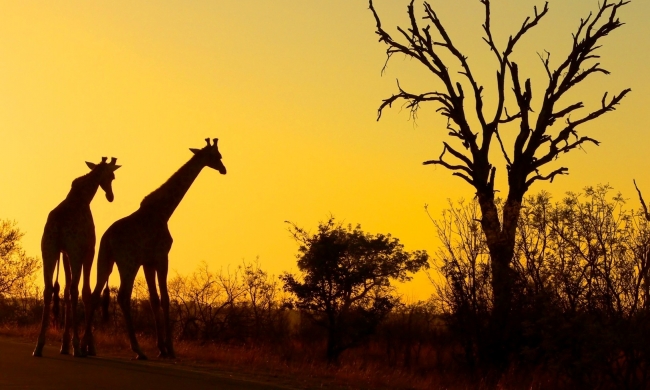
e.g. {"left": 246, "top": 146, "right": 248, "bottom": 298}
{"left": 0, "top": 337, "right": 292, "bottom": 389}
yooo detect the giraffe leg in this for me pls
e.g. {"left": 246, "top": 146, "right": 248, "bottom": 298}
{"left": 60, "top": 254, "right": 72, "bottom": 355}
{"left": 33, "top": 247, "right": 57, "bottom": 357}
{"left": 117, "top": 271, "right": 147, "bottom": 360}
{"left": 144, "top": 265, "right": 167, "bottom": 358}
{"left": 67, "top": 255, "right": 85, "bottom": 357}
{"left": 81, "top": 238, "right": 113, "bottom": 356}
{"left": 158, "top": 262, "right": 175, "bottom": 359}
{"left": 80, "top": 251, "right": 95, "bottom": 356}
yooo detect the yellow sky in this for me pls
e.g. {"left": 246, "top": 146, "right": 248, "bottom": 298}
{"left": 0, "top": 1, "right": 648, "bottom": 300}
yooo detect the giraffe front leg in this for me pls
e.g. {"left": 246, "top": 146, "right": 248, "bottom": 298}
{"left": 144, "top": 265, "right": 167, "bottom": 358}
{"left": 117, "top": 275, "right": 147, "bottom": 360}
{"left": 69, "top": 261, "right": 85, "bottom": 357}
{"left": 81, "top": 242, "right": 114, "bottom": 357}
{"left": 60, "top": 285, "right": 72, "bottom": 355}
{"left": 34, "top": 248, "right": 57, "bottom": 357}
{"left": 80, "top": 256, "right": 96, "bottom": 356}
{"left": 158, "top": 264, "right": 175, "bottom": 359}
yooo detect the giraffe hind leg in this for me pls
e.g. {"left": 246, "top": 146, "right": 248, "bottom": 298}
{"left": 117, "top": 267, "right": 147, "bottom": 360}
{"left": 81, "top": 238, "right": 114, "bottom": 356}
{"left": 60, "top": 254, "right": 73, "bottom": 355}
{"left": 67, "top": 252, "right": 86, "bottom": 357}
{"left": 33, "top": 247, "right": 58, "bottom": 357}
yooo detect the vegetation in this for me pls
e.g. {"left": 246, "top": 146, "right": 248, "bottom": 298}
{"left": 3, "top": 188, "right": 650, "bottom": 389}
{"left": 430, "top": 185, "right": 650, "bottom": 388}
{"left": 281, "top": 218, "right": 429, "bottom": 362}
{"left": 0, "top": 219, "right": 41, "bottom": 326}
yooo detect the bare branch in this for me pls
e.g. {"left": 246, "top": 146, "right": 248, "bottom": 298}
{"left": 498, "top": 107, "right": 522, "bottom": 124}
{"left": 529, "top": 88, "right": 630, "bottom": 173}
{"left": 484, "top": 0, "right": 548, "bottom": 128}
{"left": 377, "top": 80, "right": 453, "bottom": 120}
{"left": 422, "top": 144, "right": 474, "bottom": 186}
{"left": 549, "top": 0, "right": 629, "bottom": 101}
{"left": 525, "top": 167, "right": 569, "bottom": 188}
{"left": 422, "top": 2, "right": 488, "bottom": 130}
{"left": 494, "top": 129, "right": 513, "bottom": 167}
{"left": 564, "top": 89, "right": 630, "bottom": 129}
{"left": 634, "top": 180, "right": 650, "bottom": 221}
{"left": 551, "top": 102, "right": 584, "bottom": 124}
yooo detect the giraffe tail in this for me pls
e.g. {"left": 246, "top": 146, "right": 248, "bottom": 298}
{"left": 51, "top": 256, "right": 61, "bottom": 329}
{"left": 101, "top": 279, "right": 111, "bottom": 323}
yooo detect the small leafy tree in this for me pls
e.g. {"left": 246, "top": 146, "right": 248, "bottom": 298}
{"left": 0, "top": 219, "right": 40, "bottom": 297}
{"left": 281, "top": 218, "right": 429, "bottom": 363}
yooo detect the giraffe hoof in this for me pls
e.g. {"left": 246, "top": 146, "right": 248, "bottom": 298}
{"left": 135, "top": 353, "right": 148, "bottom": 361}
{"left": 73, "top": 349, "right": 87, "bottom": 358}
{"left": 60, "top": 348, "right": 69, "bottom": 355}
{"left": 32, "top": 348, "right": 43, "bottom": 357}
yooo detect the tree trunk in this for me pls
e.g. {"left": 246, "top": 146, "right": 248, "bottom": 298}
{"left": 476, "top": 189, "right": 523, "bottom": 364}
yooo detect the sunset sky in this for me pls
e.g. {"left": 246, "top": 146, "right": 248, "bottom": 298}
{"left": 0, "top": 0, "right": 648, "bottom": 300}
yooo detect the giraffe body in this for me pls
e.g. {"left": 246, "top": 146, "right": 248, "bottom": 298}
{"left": 82, "top": 139, "right": 226, "bottom": 359}
{"left": 33, "top": 158, "right": 120, "bottom": 357}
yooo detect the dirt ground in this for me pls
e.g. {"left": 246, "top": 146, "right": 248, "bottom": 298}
{"left": 0, "top": 336, "right": 296, "bottom": 390}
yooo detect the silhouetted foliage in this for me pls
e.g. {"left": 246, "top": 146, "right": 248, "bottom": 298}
{"left": 0, "top": 220, "right": 40, "bottom": 298}
{"left": 281, "top": 218, "right": 429, "bottom": 362}
{"left": 369, "top": 0, "right": 631, "bottom": 364}
{"left": 432, "top": 185, "right": 650, "bottom": 389}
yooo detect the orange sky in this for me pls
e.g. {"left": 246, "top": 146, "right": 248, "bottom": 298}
{"left": 0, "top": 0, "right": 648, "bottom": 300}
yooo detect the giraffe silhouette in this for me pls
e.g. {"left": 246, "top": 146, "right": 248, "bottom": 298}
{"left": 33, "top": 157, "right": 121, "bottom": 357}
{"left": 81, "top": 138, "right": 226, "bottom": 359}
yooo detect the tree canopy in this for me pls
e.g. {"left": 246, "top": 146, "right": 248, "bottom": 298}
{"left": 281, "top": 218, "right": 429, "bottom": 361}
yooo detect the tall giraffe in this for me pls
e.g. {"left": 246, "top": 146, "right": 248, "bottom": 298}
{"left": 82, "top": 138, "right": 226, "bottom": 359}
{"left": 33, "top": 157, "right": 121, "bottom": 357}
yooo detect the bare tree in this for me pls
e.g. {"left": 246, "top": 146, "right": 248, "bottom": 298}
{"left": 369, "top": 0, "right": 631, "bottom": 343}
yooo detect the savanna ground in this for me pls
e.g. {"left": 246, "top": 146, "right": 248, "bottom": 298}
{"left": 0, "top": 319, "right": 442, "bottom": 390}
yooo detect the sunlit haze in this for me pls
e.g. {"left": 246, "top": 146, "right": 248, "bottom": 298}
{"left": 1, "top": 0, "right": 648, "bottom": 300}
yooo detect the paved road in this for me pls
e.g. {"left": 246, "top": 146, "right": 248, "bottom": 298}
{"left": 0, "top": 337, "right": 290, "bottom": 390}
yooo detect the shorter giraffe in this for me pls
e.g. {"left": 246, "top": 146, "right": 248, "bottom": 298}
{"left": 82, "top": 139, "right": 226, "bottom": 359}
{"left": 33, "top": 157, "right": 120, "bottom": 357}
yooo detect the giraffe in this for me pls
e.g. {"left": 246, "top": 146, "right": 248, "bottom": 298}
{"left": 81, "top": 138, "right": 226, "bottom": 360}
{"left": 33, "top": 157, "right": 121, "bottom": 357}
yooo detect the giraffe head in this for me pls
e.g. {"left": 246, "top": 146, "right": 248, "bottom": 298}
{"left": 190, "top": 138, "right": 227, "bottom": 175}
{"left": 85, "top": 157, "right": 121, "bottom": 202}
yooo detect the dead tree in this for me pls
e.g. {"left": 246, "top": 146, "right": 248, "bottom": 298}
{"left": 369, "top": 0, "right": 631, "bottom": 357}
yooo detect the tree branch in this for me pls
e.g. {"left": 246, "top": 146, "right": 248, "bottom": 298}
{"left": 525, "top": 167, "right": 569, "bottom": 188}
{"left": 634, "top": 180, "right": 650, "bottom": 221}
{"left": 376, "top": 80, "right": 453, "bottom": 121}
{"left": 422, "top": 143, "right": 474, "bottom": 186}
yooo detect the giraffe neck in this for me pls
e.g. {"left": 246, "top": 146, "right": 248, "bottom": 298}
{"left": 65, "top": 170, "right": 101, "bottom": 206}
{"left": 139, "top": 154, "right": 205, "bottom": 222}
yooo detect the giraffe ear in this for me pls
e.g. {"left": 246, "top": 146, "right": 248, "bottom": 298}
{"left": 86, "top": 162, "right": 97, "bottom": 170}
{"left": 112, "top": 165, "right": 122, "bottom": 171}
{"left": 190, "top": 148, "right": 201, "bottom": 155}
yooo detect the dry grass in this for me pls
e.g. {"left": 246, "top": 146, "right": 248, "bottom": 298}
{"left": 0, "top": 324, "right": 438, "bottom": 389}
{"left": 1, "top": 324, "right": 556, "bottom": 389}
